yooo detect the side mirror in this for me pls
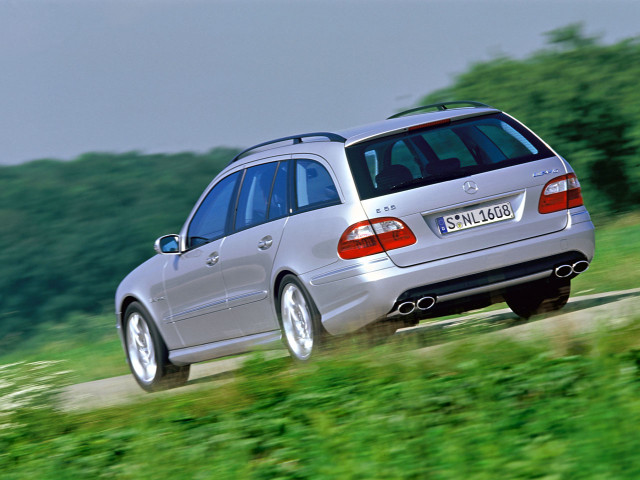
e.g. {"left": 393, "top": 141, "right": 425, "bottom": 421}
{"left": 154, "top": 234, "right": 181, "bottom": 254}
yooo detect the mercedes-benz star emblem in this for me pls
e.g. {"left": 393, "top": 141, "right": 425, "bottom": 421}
{"left": 463, "top": 180, "right": 479, "bottom": 194}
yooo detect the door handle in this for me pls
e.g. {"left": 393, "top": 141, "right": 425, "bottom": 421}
{"left": 258, "top": 236, "right": 273, "bottom": 250}
{"left": 206, "top": 252, "right": 219, "bottom": 266}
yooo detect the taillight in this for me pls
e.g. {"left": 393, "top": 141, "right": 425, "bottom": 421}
{"left": 338, "top": 217, "right": 416, "bottom": 260}
{"left": 538, "top": 173, "right": 584, "bottom": 214}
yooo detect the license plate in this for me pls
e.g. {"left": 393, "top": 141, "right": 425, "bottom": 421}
{"left": 436, "top": 202, "right": 514, "bottom": 234}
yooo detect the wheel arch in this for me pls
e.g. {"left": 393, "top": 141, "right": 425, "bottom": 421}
{"left": 119, "top": 295, "right": 140, "bottom": 329}
{"left": 272, "top": 269, "right": 298, "bottom": 310}
{"left": 119, "top": 295, "right": 171, "bottom": 349}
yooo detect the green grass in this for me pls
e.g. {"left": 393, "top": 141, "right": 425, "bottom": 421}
{"left": 573, "top": 213, "right": 640, "bottom": 295}
{"left": 3, "top": 318, "right": 640, "bottom": 479}
{"left": 0, "top": 313, "right": 128, "bottom": 384}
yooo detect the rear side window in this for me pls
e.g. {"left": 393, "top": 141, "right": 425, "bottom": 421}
{"left": 294, "top": 159, "right": 340, "bottom": 212}
{"left": 346, "top": 112, "right": 554, "bottom": 200}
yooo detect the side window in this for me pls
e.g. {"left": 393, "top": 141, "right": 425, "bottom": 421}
{"left": 234, "top": 162, "right": 278, "bottom": 231}
{"left": 294, "top": 159, "right": 340, "bottom": 211}
{"left": 187, "top": 171, "right": 241, "bottom": 249}
{"left": 268, "top": 161, "right": 289, "bottom": 220}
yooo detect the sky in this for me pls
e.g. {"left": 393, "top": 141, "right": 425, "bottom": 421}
{"left": 1, "top": 0, "right": 639, "bottom": 165}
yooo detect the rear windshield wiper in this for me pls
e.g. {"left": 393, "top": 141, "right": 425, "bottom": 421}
{"left": 387, "top": 177, "right": 431, "bottom": 191}
{"left": 387, "top": 172, "right": 467, "bottom": 192}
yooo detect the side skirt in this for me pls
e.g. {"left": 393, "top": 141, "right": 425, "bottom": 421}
{"left": 169, "top": 330, "right": 283, "bottom": 366}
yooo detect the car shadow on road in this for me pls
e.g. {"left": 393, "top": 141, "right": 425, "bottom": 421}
{"left": 185, "top": 351, "right": 290, "bottom": 387}
{"left": 393, "top": 290, "right": 640, "bottom": 349}
{"left": 186, "top": 369, "right": 236, "bottom": 386}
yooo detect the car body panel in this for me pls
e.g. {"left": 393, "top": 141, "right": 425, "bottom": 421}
{"left": 361, "top": 157, "right": 571, "bottom": 267}
{"left": 221, "top": 218, "right": 288, "bottom": 336}
{"left": 162, "top": 237, "right": 242, "bottom": 347}
{"left": 115, "top": 254, "right": 183, "bottom": 350}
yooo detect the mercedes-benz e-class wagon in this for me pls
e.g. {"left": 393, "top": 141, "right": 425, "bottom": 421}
{"left": 116, "top": 101, "right": 595, "bottom": 391}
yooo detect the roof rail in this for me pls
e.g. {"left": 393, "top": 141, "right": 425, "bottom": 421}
{"left": 229, "top": 132, "right": 347, "bottom": 164}
{"left": 387, "top": 101, "right": 494, "bottom": 120}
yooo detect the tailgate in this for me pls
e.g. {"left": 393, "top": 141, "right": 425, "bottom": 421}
{"left": 359, "top": 157, "right": 569, "bottom": 267}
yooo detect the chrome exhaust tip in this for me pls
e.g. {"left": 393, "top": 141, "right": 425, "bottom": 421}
{"left": 554, "top": 264, "right": 573, "bottom": 278}
{"left": 416, "top": 296, "right": 436, "bottom": 311}
{"left": 572, "top": 260, "right": 590, "bottom": 274}
{"left": 397, "top": 301, "right": 416, "bottom": 315}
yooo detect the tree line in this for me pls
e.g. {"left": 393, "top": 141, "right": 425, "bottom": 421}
{"left": 1, "top": 24, "right": 639, "bottom": 347}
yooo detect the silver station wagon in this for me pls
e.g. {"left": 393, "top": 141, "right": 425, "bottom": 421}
{"left": 116, "top": 101, "right": 595, "bottom": 391}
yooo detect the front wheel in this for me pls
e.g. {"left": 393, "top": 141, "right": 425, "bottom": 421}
{"left": 277, "top": 275, "right": 324, "bottom": 361}
{"left": 124, "top": 302, "right": 190, "bottom": 392}
{"left": 505, "top": 278, "right": 571, "bottom": 320}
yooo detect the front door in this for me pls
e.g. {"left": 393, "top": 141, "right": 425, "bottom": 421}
{"left": 163, "top": 238, "right": 238, "bottom": 346}
{"left": 164, "top": 170, "right": 242, "bottom": 347}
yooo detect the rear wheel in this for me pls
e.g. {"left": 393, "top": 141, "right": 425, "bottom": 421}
{"left": 505, "top": 278, "right": 571, "bottom": 320}
{"left": 277, "top": 275, "right": 324, "bottom": 361}
{"left": 124, "top": 302, "right": 190, "bottom": 392}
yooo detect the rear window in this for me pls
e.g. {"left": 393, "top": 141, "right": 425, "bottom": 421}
{"left": 346, "top": 113, "right": 554, "bottom": 200}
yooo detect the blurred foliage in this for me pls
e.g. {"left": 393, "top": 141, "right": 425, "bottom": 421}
{"left": 421, "top": 23, "right": 640, "bottom": 215}
{"left": 3, "top": 319, "right": 640, "bottom": 478}
{"left": 0, "top": 149, "right": 236, "bottom": 346}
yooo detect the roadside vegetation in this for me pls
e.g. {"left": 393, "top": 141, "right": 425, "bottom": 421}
{"left": 3, "top": 317, "right": 640, "bottom": 479}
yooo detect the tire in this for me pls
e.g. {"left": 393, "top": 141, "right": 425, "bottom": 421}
{"left": 277, "top": 275, "right": 325, "bottom": 361}
{"left": 505, "top": 278, "right": 571, "bottom": 320}
{"left": 124, "top": 302, "right": 190, "bottom": 392}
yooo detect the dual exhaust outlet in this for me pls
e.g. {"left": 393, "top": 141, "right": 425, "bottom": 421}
{"left": 396, "top": 296, "right": 436, "bottom": 316}
{"left": 554, "top": 260, "right": 590, "bottom": 278}
{"left": 392, "top": 260, "right": 590, "bottom": 317}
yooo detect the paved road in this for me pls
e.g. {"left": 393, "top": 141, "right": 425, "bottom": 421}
{"left": 58, "top": 288, "right": 640, "bottom": 412}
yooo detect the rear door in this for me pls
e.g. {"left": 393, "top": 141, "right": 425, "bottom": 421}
{"left": 346, "top": 113, "right": 569, "bottom": 267}
{"left": 220, "top": 159, "right": 289, "bottom": 336}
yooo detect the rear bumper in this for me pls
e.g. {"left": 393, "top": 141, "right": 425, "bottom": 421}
{"left": 302, "top": 216, "right": 595, "bottom": 335}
